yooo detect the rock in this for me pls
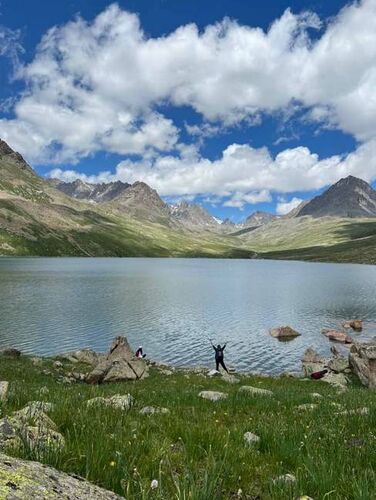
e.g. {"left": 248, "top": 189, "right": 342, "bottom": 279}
{"left": 310, "top": 392, "right": 323, "bottom": 399}
{"left": 31, "top": 357, "right": 43, "bottom": 366}
{"left": 61, "top": 348, "right": 103, "bottom": 366}
{"left": 243, "top": 432, "right": 260, "bottom": 446}
{"left": 302, "top": 348, "right": 325, "bottom": 364}
{"left": 273, "top": 473, "right": 296, "bottom": 484}
{"left": 269, "top": 326, "right": 301, "bottom": 339}
{"left": 222, "top": 373, "right": 240, "bottom": 384}
{"left": 199, "top": 391, "right": 228, "bottom": 402}
{"left": 87, "top": 394, "right": 134, "bottom": 411}
{"left": 0, "top": 452, "right": 123, "bottom": 499}
{"left": 239, "top": 386, "right": 273, "bottom": 396}
{"left": 208, "top": 369, "right": 221, "bottom": 377}
{"left": 23, "top": 426, "right": 65, "bottom": 454}
{"left": 338, "top": 407, "right": 369, "bottom": 416}
{"left": 139, "top": 406, "right": 170, "bottom": 415}
{"left": 349, "top": 340, "right": 376, "bottom": 388}
{"left": 321, "top": 372, "right": 348, "bottom": 391}
{"left": 0, "top": 418, "right": 22, "bottom": 452}
{"left": 343, "top": 319, "right": 363, "bottom": 331}
{"left": 0, "top": 348, "right": 21, "bottom": 358}
{"left": 322, "top": 330, "right": 353, "bottom": 343}
{"left": 53, "top": 360, "right": 63, "bottom": 369}
{"left": 297, "top": 403, "right": 318, "bottom": 411}
{"left": 0, "top": 382, "right": 9, "bottom": 403}
{"left": 159, "top": 369, "right": 173, "bottom": 376}
{"left": 327, "top": 356, "right": 349, "bottom": 373}
{"left": 39, "top": 386, "right": 49, "bottom": 396}
{"left": 86, "top": 337, "right": 148, "bottom": 384}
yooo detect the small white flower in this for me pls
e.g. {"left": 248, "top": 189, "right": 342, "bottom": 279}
{"left": 151, "top": 479, "right": 158, "bottom": 490}
{"left": 237, "top": 488, "right": 243, "bottom": 498}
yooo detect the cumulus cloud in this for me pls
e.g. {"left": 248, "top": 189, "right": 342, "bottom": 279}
{"left": 276, "top": 197, "right": 304, "bottom": 215}
{"left": 1, "top": 1, "right": 376, "bottom": 161}
{"left": 48, "top": 138, "right": 376, "bottom": 207}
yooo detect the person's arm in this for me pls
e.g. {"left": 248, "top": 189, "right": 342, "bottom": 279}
{"left": 222, "top": 343, "right": 227, "bottom": 350}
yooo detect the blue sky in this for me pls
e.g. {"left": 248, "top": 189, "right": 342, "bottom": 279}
{"left": 0, "top": 0, "right": 376, "bottom": 221}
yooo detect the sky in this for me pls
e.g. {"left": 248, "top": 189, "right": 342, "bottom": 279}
{"left": 0, "top": 0, "right": 376, "bottom": 221}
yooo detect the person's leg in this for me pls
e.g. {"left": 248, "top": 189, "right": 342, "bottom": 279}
{"left": 216, "top": 359, "right": 219, "bottom": 371}
{"left": 220, "top": 359, "right": 229, "bottom": 373}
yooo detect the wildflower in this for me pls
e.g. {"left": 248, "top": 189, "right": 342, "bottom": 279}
{"left": 237, "top": 488, "right": 243, "bottom": 498}
{"left": 110, "top": 461, "right": 116, "bottom": 467}
{"left": 151, "top": 479, "right": 158, "bottom": 490}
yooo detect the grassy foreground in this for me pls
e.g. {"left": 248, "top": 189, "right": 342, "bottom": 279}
{"left": 0, "top": 355, "right": 376, "bottom": 499}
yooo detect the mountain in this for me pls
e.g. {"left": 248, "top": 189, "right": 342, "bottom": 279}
{"left": 54, "top": 179, "right": 130, "bottom": 202}
{"left": 297, "top": 176, "right": 376, "bottom": 218}
{"left": 244, "top": 211, "right": 277, "bottom": 227}
{"left": 170, "top": 201, "right": 221, "bottom": 230}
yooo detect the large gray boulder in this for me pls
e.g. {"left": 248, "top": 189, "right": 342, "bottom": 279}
{"left": 0, "top": 452, "right": 123, "bottom": 499}
{"left": 86, "top": 337, "right": 148, "bottom": 384}
{"left": 61, "top": 348, "right": 104, "bottom": 366}
{"left": 269, "top": 326, "right": 300, "bottom": 339}
{"left": 349, "top": 340, "right": 376, "bottom": 388}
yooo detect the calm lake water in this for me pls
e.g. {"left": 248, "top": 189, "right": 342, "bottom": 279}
{"left": 1, "top": 257, "right": 376, "bottom": 374}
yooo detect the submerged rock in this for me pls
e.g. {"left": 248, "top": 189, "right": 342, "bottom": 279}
{"left": 239, "top": 386, "right": 273, "bottom": 396}
{"left": 86, "top": 337, "right": 148, "bottom": 384}
{"left": 322, "top": 330, "right": 353, "bottom": 344}
{"left": 0, "top": 452, "right": 123, "bottom": 499}
{"left": 269, "top": 326, "right": 301, "bottom": 339}
{"left": 199, "top": 391, "right": 228, "bottom": 402}
{"left": 343, "top": 319, "right": 363, "bottom": 331}
{"left": 349, "top": 340, "right": 376, "bottom": 388}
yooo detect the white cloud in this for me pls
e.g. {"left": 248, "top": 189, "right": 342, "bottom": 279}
{"left": 276, "top": 197, "right": 304, "bottom": 215}
{"left": 0, "top": 1, "right": 376, "bottom": 164}
{"left": 48, "top": 138, "right": 376, "bottom": 206}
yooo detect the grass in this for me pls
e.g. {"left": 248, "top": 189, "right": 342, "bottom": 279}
{"left": 1, "top": 355, "right": 376, "bottom": 499}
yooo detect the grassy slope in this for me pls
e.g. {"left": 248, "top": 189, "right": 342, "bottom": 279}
{"left": 242, "top": 217, "right": 376, "bottom": 264}
{"left": 1, "top": 355, "right": 376, "bottom": 499}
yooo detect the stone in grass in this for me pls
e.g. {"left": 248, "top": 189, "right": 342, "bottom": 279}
{"left": 0, "top": 453, "right": 123, "bottom": 499}
{"left": 207, "top": 369, "right": 221, "bottom": 377}
{"left": 53, "top": 360, "right": 63, "bottom": 369}
{"left": 199, "top": 391, "right": 228, "bottom": 402}
{"left": 297, "top": 403, "right": 318, "bottom": 411}
{"left": 87, "top": 394, "right": 134, "bottom": 411}
{"left": 239, "top": 386, "right": 273, "bottom": 397}
{"left": 310, "top": 392, "right": 323, "bottom": 399}
{"left": 243, "top": 432, "right": 260, "bottom": 446}
{"left": 139, "top": 406, "right": 170, "bottom": 415}
{"left": 338, "top": 407, "right": 369, "bottom": 416}
{"left": 273, "top": 473, "right": 296, "bottom": 484}
{"left": 0, "top": 381, "right": 9, "bottom": 402}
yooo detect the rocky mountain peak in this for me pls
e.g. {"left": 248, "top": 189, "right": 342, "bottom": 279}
{"left": 0, "top": 139, "right": 35, "bottom": 174}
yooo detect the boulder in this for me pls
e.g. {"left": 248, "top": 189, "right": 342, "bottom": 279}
{"left": 0, "top": 453, "right": 123, "bottom": 499}
{"left": 301, "top": 348, "right": 327, "bottom": 376}
{"left": 86, "top": 337, "right": 148, "bottom": 384}
{"left": 327, "top": 356, "right": 349, "bottom": 373}
{"left": 0, "top": 382, "right": 9, "bottom": 403}
{"left": 243, "top": 432, "right": 260, "bottom": 446}
{"left": 349, "top": 340, "right": 376, "bottom": 388}
{"left": 269, "top": 326, "right": 301, "bottom": 339}
{"left": 239, "top": 386, "right": 273, "bottom": 397}
{"left": 61, "top": 348, "right": 103, "bottom": 366}
{"left": 0, "top": 348, "right": 21, "bottom": 358}
{"left": 322, "top": 330, "right": 353, "bottom": 343}
{"left": 139, "top": 406, "right": 170, "bottom": 415}
{"left": 199, "top": 391, "right": 228, "bottom": 402}
{"left": 87, "top": 394, "right": 134, "bottom": 411}
{"left": 343, "top": 319, "right": 363, "bottom": 331}
{"left": 207, "top": 369, "right": 221, "bottom": 377}
{"left": 321, "top": 372, "right": 348, "bottom": 391}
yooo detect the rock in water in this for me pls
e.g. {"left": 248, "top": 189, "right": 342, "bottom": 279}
{"left": 0, "top": 452, "right": 123, "bottom": 499}
{"left": 343, "top": 320, "right": 363, "bottom": 331}
{"left": 199, "top": 391, "right": 228, "bottom": 402}
{"left": 321, "top": 330, "right": 353, "bottom": 343}
{"left": 349, "top": 340, "right": 376, "bottom": 388}
{"left": 86, "top": 336, "right": 148, "bottom": 384}
{"left": 0, "top": 382, "right": 9, "bottom": 402}
{"left": 269, "top": 326, "right": 301, "bottom": 339}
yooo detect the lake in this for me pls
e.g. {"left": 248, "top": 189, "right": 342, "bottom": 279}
{"left": 0, "top": 257, "right": 375, "bottom": 374}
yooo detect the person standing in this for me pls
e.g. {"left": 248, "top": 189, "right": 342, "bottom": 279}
{"left": 211, "top": 341, "right": 229, "bottom": 373}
